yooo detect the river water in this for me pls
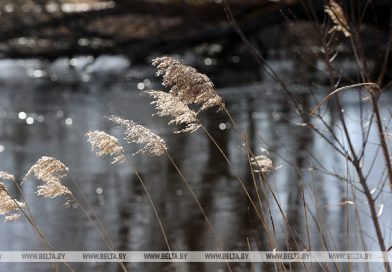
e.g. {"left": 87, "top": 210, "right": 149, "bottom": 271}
{"left": 0, "top": 57, "right": 391, "bottom": 271}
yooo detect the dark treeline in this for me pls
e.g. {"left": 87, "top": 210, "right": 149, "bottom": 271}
{"left": 0, "top": 0, "right": 390, "bottom": 62}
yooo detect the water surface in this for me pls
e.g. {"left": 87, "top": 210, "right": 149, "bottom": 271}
{"left": 0, "top": 58, "right": 391, "bottom": 272}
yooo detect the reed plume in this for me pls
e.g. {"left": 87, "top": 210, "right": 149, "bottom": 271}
{"left": 86, "top": 131, "right": 127, "bottom": 163}
{"left": 109, "top": 116, "right": 167, "bottom": 156}
{"left": 0, "top": 171, "right": 15, "bottom": 181}
{"left": 36, "top": 181, "right": 72, "bottom": 198}
{"left": 24, "top": 156, "right": 69, "bottom": 184}
{"left": 152, "top": 56, "right": 224, "bottom": 112}
{"left": 5, "top": 213, "right": 21, "bottom": 221}
{"left": 251, "top": 155, "right": 273, "bottom": 175}
{"left": 146, "top": 90, "right": 201, "bottom": 133}
{"left": 324, "top": 0, "right": 351, "bottom": 37}
{"left": 0, "top": 182, "right": 26, "bottom": 221}
{"left": 24, "top": 156, "right": 72, "bottom": 198}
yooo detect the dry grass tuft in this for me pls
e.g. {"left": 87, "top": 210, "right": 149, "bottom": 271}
{"left": 86, "top": 131, "right": 127, "bottom": 164}
{"left": 324, "top": 0, "right": 351, "bottom": 37}
{"left": 109, "top": 116, "right": 167, "bottom": 156}
{"left": 152, "top": 56, "right": 224, "bottom": 112}
{"left": 146, "top": 90, "right": 201, "bottom": 133}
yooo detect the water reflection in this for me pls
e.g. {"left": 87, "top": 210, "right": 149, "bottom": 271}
{"left": 0, "top": 61, "right": 391, "bottom": 272}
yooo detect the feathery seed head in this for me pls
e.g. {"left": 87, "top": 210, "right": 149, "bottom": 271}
{"left": 325, "top": 0, "right": 351, "bottom": 37}
{"left": 109, "top": 116, "right": 167, "bottom": 156}
{"left": 37, "top": 181, "right": 72, "bottom": 198}
{"left": 152, "top": 57, "right": 224, "bottom": 111}
{"left": 251, "top": 155, "right": 273, "bottom": 175}
{"left": 5, "top": 213, "right": 21, "bottom": 221}
{"left": 86, "top": 131, "right": 126, "bottom": 163}
{"left": 24, "top": 156, "right": 69, "bottom": 184}
{"left": 0, "top": 183, "right": 25, "bottom": 221}
{"left": 24, "top": 156, "right": 72, "bottom": 199}
{"left": 0, "top": 171, "right": 15, "bottom": 182}
{"left": 146, "top": 90, "right": 201, "bottom": 133}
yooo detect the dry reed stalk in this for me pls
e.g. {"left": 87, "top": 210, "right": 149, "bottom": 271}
{"left": 149, "top": 56, "right": 302, "bottom": 252}
{"left": 0, "top": 181, "right": 71, "bottom": 269}
{"left": 310, "top": 82, "right": 392, "bottom": 190}
{"left": 107, "top": 116, "right": 230, "bottom": 270}
{"left": 244, "top": 138, "right": 277, "bottom": 251}
{"left": 25, "top": 154, "right": 127, "bottom": 271}
{"left": 221, "top": 2, "right": 389, "bottom": 269}
{"left": 86, "top": 125, "right": 173, "bottom": 259}
{"left": 1, "top": 170, "right": 60, "bottom": 251}
{"left": 163, "top": 151, "right": 233, "bottom": 272}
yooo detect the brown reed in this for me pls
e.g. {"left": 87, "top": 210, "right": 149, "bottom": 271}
{"left": 23, "top": 156, "right": 72, "bottom": 198}
{"left": 145, "top": 90, "right": 201, "bottom": 133}
{"left": 152, "top": 56, "right": 224, "bottom": 112}
{"left": 0, "top": 182, "right": 26, "bottom": 221}
{"left": 86, "top": 130, "right": 127, "bottom": 163}
{"left": 324, "top": 0, "right": 351, "bottom": 37}
{"left": 109, "top": 115, "right": 168, "bottom": 155}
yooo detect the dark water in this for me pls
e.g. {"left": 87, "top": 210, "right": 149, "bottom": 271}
{"left": 0, "top": 57, "right": 391, "bottom": 271}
